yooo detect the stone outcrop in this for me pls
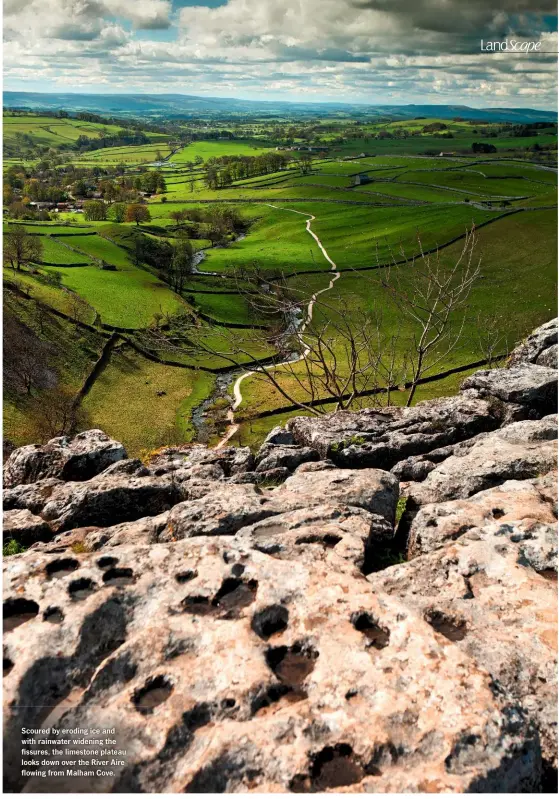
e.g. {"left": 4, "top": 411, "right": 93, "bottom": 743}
{"left": 3, "top": 319, "right": 557, "bottom": 793}
{"left": 508, "top": 317, "right": 558, "bottom": 367}
{"left": 461, "top": 363, "right": 557, "bottom": 415}
{"left": 287, "top": 395, "right": 503, "bottom": 469}
{"left": 3, "top": 537, "right": 542, "bottom": 793}
{"left": 406, "top": 415, "right": 557, "bottom": 507}
{"left": 407, "top": 472, "right": 557, "bottom": 558}
{"left": 3, "top": 429, "right": 126, "bottom": 489}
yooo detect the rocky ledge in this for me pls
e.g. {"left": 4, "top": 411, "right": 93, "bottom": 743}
{"left": 3, "top": 320, "right": 557, "bottom": 793}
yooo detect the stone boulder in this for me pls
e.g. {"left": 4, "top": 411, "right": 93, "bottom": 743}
{"left": 508, "top": 318, "right": 558, "bottom": 367}
{"left": 35, "top": 473, "right": 186, "bottom": 533}
{"left": 408, "top": 416, "right": 557, "bottom": 508}
{"left": 3, "top": 509, "right": 53, "bottom": 547}
{"left": 407, "top": 473, "right": 557, "bottom": 558}
{"left": 461, "top": 363, "right": 557, "bottom": 415}
{"left": 235, "top": 504, "right": 393, "bottom": 573}
{"left": 4, "top": 537, "right": 540, "bottom": 793}
{"left": 3, "top": 429, "right": 127, "bottom": 489}
{"left": 287, "top": 396, "right": 502, "bottom": 470}
{"left": 371, "top": 517, "right": 557, "bottom": 781}
{"left": 276, "top": 468, "right": 399, "bottom": 523}
{"left": 262, "top": 426, "right": 295, "bottom": 447}
{"left": 255, "top": 445, "right": 320, "bottom": 474}
{"left": 146, "top": 444, "right": 253, "bottom": 477}
{"left": 157, "top": 484, "right": 279, "bottom": 541}
{"left": 3, "top": 478, "right": 63, "bottom": 515}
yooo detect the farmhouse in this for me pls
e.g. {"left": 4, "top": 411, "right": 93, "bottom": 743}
{"left": 352, "top": 173, "right": 372, "bottom": 186}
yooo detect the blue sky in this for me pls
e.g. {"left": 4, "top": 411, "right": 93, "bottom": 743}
{"left": 3, "top": 0, "right": 557, "bottom": 107}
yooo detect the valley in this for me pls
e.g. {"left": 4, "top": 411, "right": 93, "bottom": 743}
{"left": 3, "top": 107, "right": 557, "bottom": 456}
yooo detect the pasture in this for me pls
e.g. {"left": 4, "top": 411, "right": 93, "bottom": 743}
{"left": 3, "top": 116, "right": 557, "bottom": 452}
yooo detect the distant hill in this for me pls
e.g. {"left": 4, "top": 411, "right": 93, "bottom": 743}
{"left": 3, "top": 91, "right": 557, "bottom": 123}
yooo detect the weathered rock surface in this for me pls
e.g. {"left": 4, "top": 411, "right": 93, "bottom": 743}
{"left": 3, "top": 477, "right": 63, "bottom": 515}
{"left": 146, "top": 444, "right": 254, "bottom": 477}
{"left": 371, "top": 517, "right": 557, "bottom": 778}
{"left": 407, "top": 416, "right": 557, "bottom": 507}
{"left": 287, "top": 396, "right": 502, "bottom": 469}
{"left": 3, "top": 429, "right": 127, "bottom": 489}
{"left": 508, "top": 318, "right": 558, "bottom": 367}
{"left": 461, "top": 363, "right": 558, "bottom": 414}
{"left": 4, "top": 537, "right": 541, "bottom": 793}
{"left": 3, "top": 509, "right": 53, "bottom": 547}
{"left": 407, "top": 473, "right": 558, "bottom": 558}
{"left": 276, "top": 468, "right": 399, "bottom": 523}
{"left": 235, "top": 504, "right": 393, "bottom": 573}
{"left": 255, "top": 444, "right": 320, "bottom": 474}
{"left": 37, "top": 473, "right": 185, "bottom": 533}
{"left": 157, "top": 484, "right": 279, "bottom": 541}
{"left": 3, "top": 321, "right": 558, "bottom": 793}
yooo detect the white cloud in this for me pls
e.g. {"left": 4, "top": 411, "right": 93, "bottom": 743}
{"left": 3, "top": 0, "right": 557, "bottom": 106}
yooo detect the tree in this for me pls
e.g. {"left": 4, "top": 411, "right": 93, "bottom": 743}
{"left": 125, "top": 204, "right": 151, "bottom": 226}
{"left": 135, "top": 228, "right": 482, "bottom": 418}
{"left": 83, "top": 200, "right": 107, "bottom": 222}
{"left": 3, "top": 226, "right": 43, "bottom": 271}
{"left": 30, "top": 386, "right": 88, "bottom": 442}
{"left": 169, "top": 235, "right": 193, "bottom": 294}
{"left": 3, "top": 309, "right": 53, "bottom": 395}
{"left": 110, "top": 202, "right": 127, "bottom": 223}
{"left": 379, "top": 227, "right": 481, "bottom": 405}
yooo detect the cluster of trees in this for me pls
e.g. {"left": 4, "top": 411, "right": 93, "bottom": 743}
{"left": 472, "top": 142, "right": 498, "bottom": 154}
{"left": 169, "top": 204, "right": 245, "bottom": 243}
{"left": 203, "top": 152, "right": 291, "bottom": 189}
{"left": 85, "top": 203, "right": 152, "bottom": 225}
{"left": 3, "top": 159, "right": 167, "bottom": 221}
{"left": 127, "top": 229, "right": 192, "bottom": 294}
{"left": 73, "top": 129, "right": 150, "bottom": 153}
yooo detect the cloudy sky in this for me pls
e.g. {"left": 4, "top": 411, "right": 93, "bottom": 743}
{"left": 3, "top": 0, "right": 558, "bottom": 107}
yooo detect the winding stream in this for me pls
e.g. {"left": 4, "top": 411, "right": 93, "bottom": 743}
{"left": 214, "top": 205, "right": 341, "bottom": 449}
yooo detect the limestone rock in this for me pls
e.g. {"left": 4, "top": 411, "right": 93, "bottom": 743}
{"left": 236, "top": 504, "right": 393, "bottom": 573}
{"left": 157, "top": 484, "right": 279, "bottom": 541}
{"left": 408, "top": 473, "right": 557, "bottom": 558}
{"left": 3, "top": 477, "right": 63, "bottom": 515}
{"left": 3, "top": 429, "right": 127, "bottom": 489}
{"left": 408, "top": 416, "right": 557, "bottom": 507}
{"left": 371, "top": 518, "right": 557, "bottom": 777}
{"left": 4, "top": 538, "right": 540, "bottom": 793}
{"left": 287, "top": 396, "right": 502, "bottom": 469}
{"left": 37, "top": 473, "right": 186, "bottom": 533}
{"left": 461, "top": 363, "right": 558, "bottom": 414}
{"left": 537, "top": 343, "right": 557, "bottom": 369}
{"left": 508, "top": 318, "right": 558, "bottom": 367}
{"left": 262, "top": 425, "right": 295, "bottom": 447}
{"left": 146, "top": 444, "right": 253, "bottom": 477}
{"left": 255, "top": 445, "right": 320, "bottom": 473}
{"left": 3, "top": 509, "right": 53, "bottom": 547}
{"left": 277, "top": 468, "right": 399, "bottom": 523}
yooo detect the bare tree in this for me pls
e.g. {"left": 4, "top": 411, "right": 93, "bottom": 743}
{"left": 475, "top": 311, "right": 509, "bottom": 368}
{"left": 137, "top": 272, "right": 405, "bottom": 416}
{"left": 68, "top": 292, "right": 91, "bottom": 325}
{"left": 135, "top": 227, "right": 481, "bottom": 417}
{"left": 378, "top": 226, "right": 481, "bottom": 406}
{"left": 4, "top": 226, "right": 43, "bottom": 271}
{"left": 30, "top": 387, "right": 88, "bottom": 442}
{"left": 3, "top": 310, "right": 54, "bottom": 395}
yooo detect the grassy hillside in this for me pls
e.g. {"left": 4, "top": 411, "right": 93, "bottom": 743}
{"left": 3, "top": 114, "right": 556, "bottom": 452}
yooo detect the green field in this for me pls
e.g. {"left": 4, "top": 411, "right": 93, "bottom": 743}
{"left": 47, "top": 263, "right": 186, "bottom": 328}
{"left": 83, "top": 348, "right": 214, "bottom": 455}
{"left": 171, "top": 140, "right": 272, "bottom": 163}
{"left": 3, "top": 112, "right": 557, "bottom": 453}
